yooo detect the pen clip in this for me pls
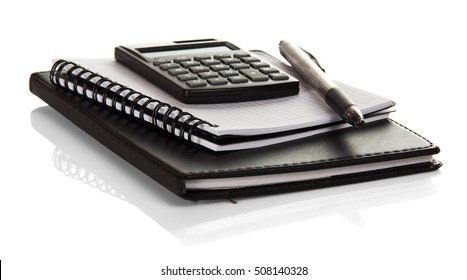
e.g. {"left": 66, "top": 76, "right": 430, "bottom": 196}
{"left": 300, "top": 47, "right": 326, "bottom": 73}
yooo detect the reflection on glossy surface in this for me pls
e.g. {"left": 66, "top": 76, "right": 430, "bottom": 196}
{"left": 31, "top": 106, "right": 440, "bottom": 245}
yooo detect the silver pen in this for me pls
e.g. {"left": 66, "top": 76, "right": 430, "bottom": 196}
{"left": 279, "top": 40, "right": 365, "bottom": 127}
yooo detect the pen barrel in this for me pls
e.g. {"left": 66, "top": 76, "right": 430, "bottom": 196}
{"left": 279, "top": 41, "right": 335, "bottom": 96}
{"left": 302, "top": 70, "right": 336, "bottom": 97}
{"left": 325, "top": 87, "right": 355, "bottom": 113}
{"left": 279, "top": 40, "right": 365, "bottom": 127}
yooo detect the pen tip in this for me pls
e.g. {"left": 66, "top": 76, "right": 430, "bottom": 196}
{"left": 354, "top": 118, "right": 365, "bottom": 128}
{"left": 342, "top": 105, "right": 365, "bottom": 128}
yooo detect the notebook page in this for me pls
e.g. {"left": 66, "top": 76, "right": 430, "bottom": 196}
{"left": 71, "top": 53, "right": 393, "bottom": 136}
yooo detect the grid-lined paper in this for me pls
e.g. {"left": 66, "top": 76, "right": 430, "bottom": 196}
{"left": 71, "top": 53, "right": 393, "bottom": 136}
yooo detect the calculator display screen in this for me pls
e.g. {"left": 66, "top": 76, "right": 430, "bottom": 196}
{"left": 138, "top": 46, "right": 233, "bottom": 58}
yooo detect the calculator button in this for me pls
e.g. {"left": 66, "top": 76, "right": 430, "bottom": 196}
{"left": 209, "top": 64, "right": 230, "bottom": 72}
{"left": 269, "top": 73, "right": 290, "bottom": 80}
{"left": 233, "top": 52, "right": 251, "bottom": 58}
{"left": 153, "top": 58, "right": 171, "bottom": 66}
{"left": 221, "top": 57, "right": 241, "bottom": 65}
{"left": 186, "top": 80, "right": 208, "bottom": 88}
{"left": 207, "top": 78, "right": 228, "bottom": 85}
{"left": 240, "top": 57, "right": 260, "bottom": 63}
{"left": 180, "top": 61, "right": 201, "bottom": 68}
{"left": 198, "top": 72, "right": 219, "bottom": 79}
{"left": 200, "top": 59, "right": 221, "bottom": 66}
{"left": 259, "top": 67, "right": 280, "bottom": 74}
{"left": 219, "top": 70, "right": 239, "bottom": 77}
{"left": 159, "top": 63, "right": 180, "bottom": 71}
{"left": 168, "top": 68, "right": 189, "bottom": 76}
{"left": 213, "top": 53, "right": 231, "bottom": 59}
{"left": 193, "top": 55, "right": 211, "bottom": 61}
{"left": 177, "top": 74, "right": 198, "bottom": 82}
{"left": 250, "top": 61, "right": 270, "bottom": 69}
{"left": 228, "top": 76, "right": 249, "bottom": 84}
{"left": 230, "top": 63, "right": 250, "bottom": 70}
{"left": 240, "top": 69, "right": 269, "bottom": 82}
{"left": 173, "top": 56, "right": 191, "bottom": 63}
{"left": 189, "top": 66, "right": 209, "bottom": 74}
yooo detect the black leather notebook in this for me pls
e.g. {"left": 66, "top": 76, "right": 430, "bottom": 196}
{"left": 30, "top": 72, "right": 441, "bottom": 200}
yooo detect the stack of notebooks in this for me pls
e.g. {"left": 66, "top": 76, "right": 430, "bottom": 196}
{"left": 29, "top": 51, "right": 441, "bottom": 200}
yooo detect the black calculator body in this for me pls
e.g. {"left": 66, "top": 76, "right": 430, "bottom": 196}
{"left": 115, "top": 39, "right": 299, "bottom": 103}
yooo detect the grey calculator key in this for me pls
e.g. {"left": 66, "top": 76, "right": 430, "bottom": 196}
{"left": 177, "top": 74, "right": 198, "bottom": 82}
{"left": 240, "top": 69, "right": 269, "bottom": 82}
{"left": 250, "top": 61, "right": 270, "bottom": 69}
{"left": 189, "top": 66, "right": 210, "bottom": 74}
{"left": 173, "top": 56, "right": 191, "bottom": 63}
{"left": 233, "top": 52, "right": 251, "bottom": 58}
{"left": 213, "top": 53, "right": 231, "bottom": 59}
{"left": 219, "top": 70, "right": 239, "bottom": 77}
{"left": 228, "top": 76, "right": 248, "bottom": 84}
{"left": 210, "top": 64, "right": 230, "bottom": 71}
{"left": 159, "top": 63, "right": 180, "bottom": 71}
{"left": 180, "top": 61, "right": 201, "bottom": 68}
{"left": 193, "top": 54, "right": 211, "bottom": 61}
{"left": 168, "top": 68, "right": 189, "bottom": 76}
{"left": 200, "top": 59, "right": 221, "bottom": 66}
{"left": 198, "top": 72, "right": 219, "bottom": 79}
{"left": 207, "top": 78, "right": 228, "bottom": 85}
{"left": 221, "top": 57, "right": 241, "bottom": 64}
{"left": 153, "top": 58, "right": 170, "bottom": 66}
{"left": 240, "top": 56, "right": 260, "bottom": 63}
{"left": 186, "top": 80, "right": 208, "bottom": 87}
{"left": 230, "top": 63, "right": 250, "bottom": 70}
{"left": 259, "top": 67, "right": 280, "bottom": 74}
{"left": 269, "top": 73, "right": 289, "bottom": 80}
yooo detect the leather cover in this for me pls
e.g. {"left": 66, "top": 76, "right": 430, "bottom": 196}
{"left": 30, "top": 72, "right": 441, "bottom": 200}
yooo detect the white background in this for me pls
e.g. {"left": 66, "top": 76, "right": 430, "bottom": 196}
{"left": 1, "top": 0, "right": 466, "bottom": 279}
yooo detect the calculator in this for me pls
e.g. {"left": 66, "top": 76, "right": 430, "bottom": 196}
{"left": 114, "top": 39, "right": 299, "bottom": 103}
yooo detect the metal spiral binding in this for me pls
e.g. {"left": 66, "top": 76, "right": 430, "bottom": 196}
{"left": 49, "top": 60, "right": 214, "bottom": 145}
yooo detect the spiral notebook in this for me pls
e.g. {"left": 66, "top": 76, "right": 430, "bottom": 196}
{"left": 30, "top": 72, "right": 441, "bottom": 199}
{"left": 49, "top": 51, "right": 395, "bottom": 151}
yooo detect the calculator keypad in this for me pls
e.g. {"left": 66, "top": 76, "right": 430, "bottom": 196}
{"left": 154, "top": 52, "right": 290, "bottom": 89}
